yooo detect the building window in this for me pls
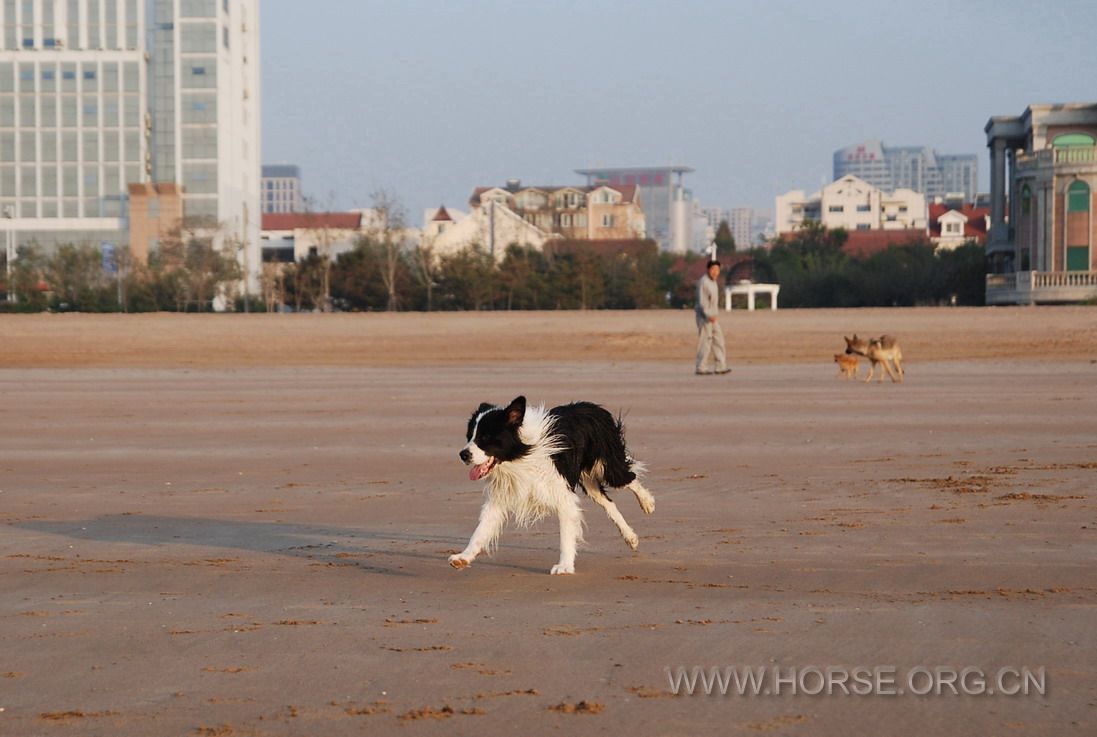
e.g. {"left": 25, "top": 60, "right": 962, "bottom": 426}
{"left": 1067, "top": 180, "right": 1089, "bottom": 212}
{"left": 856, "top": 204, "right": 870, "bottom": 212}
{"left": 1066, "top": 180, "right": 1090, "bottom": 272}
{"left": 1053, "top": 133, "right": 1096, "bottom": 148}
{"left": 828, "top": 205, "right": 844, "bottom": 213}
{"left": 602, "top": 214, "right": 614, "bottom": 228}
{"left": 856, "top": 223, "right": 870, "bottom": 230}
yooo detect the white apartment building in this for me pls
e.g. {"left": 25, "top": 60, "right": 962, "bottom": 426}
{"left": 775, "top": 175, "right": 927, "bottom": 235}
{"left": 422, "top": 198, "right": 553, "bottom": 259}
{"left": 0, "top": 0, "right": 261, "bottom": 287}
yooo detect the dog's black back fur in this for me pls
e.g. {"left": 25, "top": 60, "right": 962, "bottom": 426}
{"left": 548, "top": 402, "right": 636, "bottom": 490}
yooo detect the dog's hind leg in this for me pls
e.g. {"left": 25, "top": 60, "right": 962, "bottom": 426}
{"left": 626, "top": 479, "right": 656, "bottom": 515}
{"left": 550, "top": 495, "right": 583, "bottom": 575}
{"left": 583, "top": 476, "right": 639, "bottom": 550}
{"left": 449, "top": 500, "right": 505, "bottom": 570}
{"left": 881, "top": 359, "right": 898, "bottom": 383}
{"left": 893, "top": 353, "right": 904, "bottom": 382}
{"left": 863, "top": 361, "right": 876, "bottom": 382}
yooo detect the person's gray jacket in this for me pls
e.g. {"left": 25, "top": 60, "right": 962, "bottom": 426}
{"left": 695, "top": 275, "right": 720, "bottom": 320}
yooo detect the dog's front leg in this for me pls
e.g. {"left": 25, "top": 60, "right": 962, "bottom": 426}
{"left": 449, "top": 500, "right": 505, "bottom": 570}
{"left": 863, "top": 360, "right": 876, "bottom": 383}
{"left": 550, "top": 497, "right": 583, "bottom": 575}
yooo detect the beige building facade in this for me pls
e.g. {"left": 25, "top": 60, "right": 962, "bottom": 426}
{"left": 985, "top": 103, "right": 1097, "bottom": 304}
{"left": 424, "top": 181, "right": 647, "bottom": 260}
{"left": 127, "top": 182, "right": 182, "bottom": 263}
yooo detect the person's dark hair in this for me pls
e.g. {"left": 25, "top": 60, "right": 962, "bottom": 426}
{"left": 707, "top": 259, "right": 721, "bottom": 269}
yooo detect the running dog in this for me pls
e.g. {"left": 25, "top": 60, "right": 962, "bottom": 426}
{"left": 834, "top": 353, "right": 859, "bottom": 380}
{"left": 452, "top": 396, "right": 656, "bottom": 575}
{"left": 844, "top": 334, "right": 904, "bottom": 383}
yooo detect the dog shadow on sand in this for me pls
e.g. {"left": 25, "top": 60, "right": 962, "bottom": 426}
{"left": 12, "top": 515, "right": 551, "bottom": 576}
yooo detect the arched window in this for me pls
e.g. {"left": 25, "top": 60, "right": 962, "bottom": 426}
{"left": 1066, "top": 180, "right": 1090, "bottom": 272}
{"left": 1053, "top": 133, "right": 1096, "bottom": 147}
{"left": 1021, "top": 184, "right": 1032, "bottom": 216}
{"left": 1067, "top": 180, "right": 1089, "bottom": 212}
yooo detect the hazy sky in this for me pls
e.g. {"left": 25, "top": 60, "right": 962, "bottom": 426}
{"left": 262, "top": 0, "right": 1097, "bottom": 220}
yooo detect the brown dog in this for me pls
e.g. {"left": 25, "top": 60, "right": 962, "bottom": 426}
{"left": 834, "top": 353, "right": 859, "bottom": 379}
{"left": 844, "top": 334, "right": 904, "bottom": 383}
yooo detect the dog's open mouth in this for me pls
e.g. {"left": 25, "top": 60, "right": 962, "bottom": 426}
{"left": 469, "top": 457, "right": 498, "bottom": 481}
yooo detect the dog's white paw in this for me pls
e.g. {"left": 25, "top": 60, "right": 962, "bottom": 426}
{"left": 448, "top": 554, "right": 473, "bottom": 569}
{"left": 549, "top": 563, "right": 575, "bottom": 575}
{"left": 624, "top": 532, "right": 639, "bottom": 550}
{"left": 638, "top": 496, "right": 655, "bottom": 515}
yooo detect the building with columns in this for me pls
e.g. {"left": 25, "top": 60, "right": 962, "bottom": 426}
{"left": 984, "top": 103, "right": 1097, "bottom": 304}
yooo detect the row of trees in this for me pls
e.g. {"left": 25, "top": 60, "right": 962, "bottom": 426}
{"left": 1, "top": 223, "right": 242, "bottom": 312}
{"left": 757, "top": 222, "right": 987, "bottom": 307}
{"left": 1, "top": 220, "right": 988, "bottom": 313}
{"left": 275, "top": 240, "right": 685, "bottom": 313}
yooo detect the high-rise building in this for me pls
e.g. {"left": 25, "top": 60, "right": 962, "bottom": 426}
{"left": 834, "top": 140, "right": 978, "bottom": 201}
{"left": 727, "top": 208, "right": 753, "bottom": 250}
{"left": 575, "top": 166, "right": 694, "bottom": 252}
{"left": 0, "top": 0, "right": 260, "bottom": 284}
{"left": 262, "top": 164, "right": 302, "bottom": 214}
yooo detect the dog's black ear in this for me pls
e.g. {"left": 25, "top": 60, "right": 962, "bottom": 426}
{"left": 505, "top": 396, "right": 526, "bottom": 427}
{"left": 477, "top": 402, "right": 493, "bottom": 414}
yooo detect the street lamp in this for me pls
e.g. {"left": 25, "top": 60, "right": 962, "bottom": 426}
{"left": 3, "top": 205, "right": 14, "bottom": 304}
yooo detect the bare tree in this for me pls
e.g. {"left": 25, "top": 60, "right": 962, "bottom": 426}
{"left": 411, "top": 233, "right": 441, "bottom": 312}
{"left": 365, "top": 189, "right": 409, "bottom": 312}
{"left": 259, "top": 262, "right": 286, "bottom": 313}
{"left": 152, "top": 219, "right": 241, "bottom": 311}
{"left": 300, "top": 193, "right": 341, "bottom": 312}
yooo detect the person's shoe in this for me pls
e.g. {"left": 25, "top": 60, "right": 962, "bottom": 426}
{"left": 695, "top": 369, "right": 713, "bottom": 375}
{"left": 714, "top": 368, "right": 731, "bottom": 375}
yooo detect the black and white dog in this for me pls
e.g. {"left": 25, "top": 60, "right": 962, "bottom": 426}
{"left": 452, "top": 396, "right": 655, "bottom": 575}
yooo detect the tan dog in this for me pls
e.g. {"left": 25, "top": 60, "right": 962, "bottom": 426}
{"left": 834, "top": 353, "right": 859, "bottom": 379}
{"left": 844, "top": 334, "right": 904, "bottom": 383}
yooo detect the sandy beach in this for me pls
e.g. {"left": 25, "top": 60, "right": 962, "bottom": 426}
{"left": 1, "top": 307, "right": 1095, "bottom": 735}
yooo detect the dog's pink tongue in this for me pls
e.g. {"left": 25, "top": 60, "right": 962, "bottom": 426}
{"left": 469, "top": 462, "right": 491, "bottom": 481}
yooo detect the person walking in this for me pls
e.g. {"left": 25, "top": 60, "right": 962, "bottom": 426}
{"left": 695, "top": 259, "right": 730, "bottom": 375}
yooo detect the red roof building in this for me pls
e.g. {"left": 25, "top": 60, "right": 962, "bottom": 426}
{"left": 927, "top": 202, "right": 989, "bottom": 248}
{"left": 261, "top": 212, "right": 362, "bottom": 231}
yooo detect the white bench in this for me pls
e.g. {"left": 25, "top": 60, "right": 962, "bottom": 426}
{"left": 724, "top": 281, "right": 780, "bottom": 311}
